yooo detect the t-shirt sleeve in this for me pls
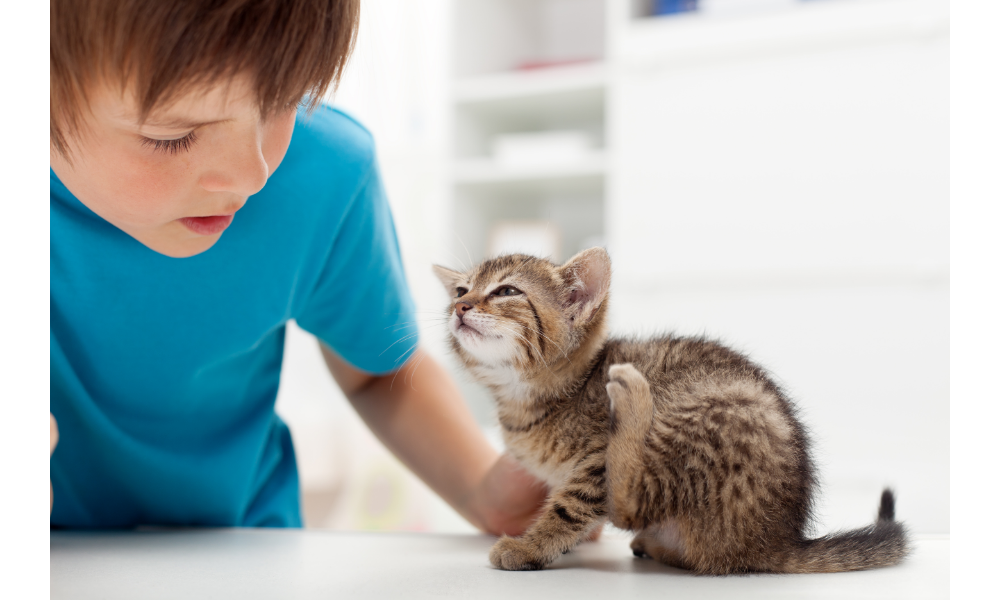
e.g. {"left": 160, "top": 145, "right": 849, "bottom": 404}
{"left": 294, "top": 160, "right": 419, "bottom": 375}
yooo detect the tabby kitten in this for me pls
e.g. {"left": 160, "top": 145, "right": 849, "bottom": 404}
{"left": 433, "top": 248, "right": 909, "bottom": 574}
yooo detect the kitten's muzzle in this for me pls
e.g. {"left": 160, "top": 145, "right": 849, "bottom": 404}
{"left": 454, "top": 302, "right": 484, "bottom": 337}
{"left": 456, "top": 302, "right": 473, "bottom": 321}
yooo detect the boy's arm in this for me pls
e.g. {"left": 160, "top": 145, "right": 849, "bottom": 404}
{"left": 320, "top": 343, "right": 547, "bottom": 535}
{"left": 51, "top": 414, "right": 58, "bottom": 512}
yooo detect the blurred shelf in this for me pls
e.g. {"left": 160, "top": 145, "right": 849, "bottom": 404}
{"left": 613, "top": 265, "right": 951, "bottom": 294}
{"left": 451, "top": 152, "right": 608, "bottom": 186}
{"left": 453, "top": 62, "right": 607, "bottom": 105}
{"left": 449, "top": 4, "right": 609, "bottom": 261}
{"left": 619, "top": 0, "right": 949, "bottom": 67}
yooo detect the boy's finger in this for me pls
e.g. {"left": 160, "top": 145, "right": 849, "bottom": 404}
{"left": 585, "top": 523, "right": 604, "bottom": 542}
{"left": 50, "top": 414, "right": 59, "bottom": 455}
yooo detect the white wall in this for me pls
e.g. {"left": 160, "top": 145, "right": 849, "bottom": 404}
{"left": 608, "top": 1, "right": 949, "bottom": 533}
{"left": 277, "top": 0, "right": 949, "bottom": 535}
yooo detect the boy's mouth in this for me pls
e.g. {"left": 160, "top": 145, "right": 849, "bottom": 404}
{"left": 178, "top": 214, "right": 235, "bottom": 236}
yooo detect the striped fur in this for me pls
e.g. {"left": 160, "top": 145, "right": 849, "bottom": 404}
{"left": 433, "top": 248, "right": 910, "bottom": 574}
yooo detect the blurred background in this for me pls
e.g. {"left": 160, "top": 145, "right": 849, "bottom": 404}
{"left": 274, "top": 0, "right": 949, "bottom": 536}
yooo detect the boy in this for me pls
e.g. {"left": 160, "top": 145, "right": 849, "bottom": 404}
{"left": 50, "top": 0, "right": 544, "bottom": 533}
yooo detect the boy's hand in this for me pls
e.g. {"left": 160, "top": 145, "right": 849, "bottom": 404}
{"left": 50, "top": 414, "right": 58, "bottom": 512}
{"left": 466, "top": 453, "right": 603, "bottom": 541}
{"left": 467, "top": 453, "right": 547, "bottom": 537}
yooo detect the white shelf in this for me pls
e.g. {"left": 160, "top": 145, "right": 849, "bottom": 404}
{"left": 613, "top": 265, "right": 951, "bottom": 294}
{"left": 453, "top": 62, "right": 607, "bottom": 104}
{"left": 451, "top": 152, "right": 608, "bottom": 186}
{"left": 449, "top": 3, "right": 609, "bottom": 263}
{"left": 618, "top": 0, "right": 948, "bottom": 67}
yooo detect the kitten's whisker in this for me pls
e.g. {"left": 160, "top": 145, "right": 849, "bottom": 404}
{"left": 393, "top": 338, "right": 422, "bottom": 365}
{"left": 407, "top": 348, "right": 430, "bottom": 391}
{"left": 443, "top": 246, "right": 470, "bottom": 274}
{"left": 454, "top": 232, "right": 474, "bottom": 272}
{"left": 387, "top": 325, "right": 446, "bottom": 339}
{"left": 401, "top": 345, "right": 424, "bottom": 388}
{"left": 384, "top": 321, "right": 446, "bottom": 331}
{"left": 379, "top": 331, "right": 422, "bottom": 357}
{"left": 492, "top": 322, "right": 555, "bottom": 376}
{"left": 491, "top": 323, "right": 536, "bottom": 367}
{"left": 385, "top": 319, "right": 448, "bottom": 332}
{"left": 389, "top": 339, "right": 422, "bottom": 392}
{"left": 520, "top": 322, "right": 572, "bottom": 364}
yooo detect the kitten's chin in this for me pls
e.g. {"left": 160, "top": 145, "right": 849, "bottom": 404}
{"left": 453, "top": 331, "right": 519, "bottom": 367}
{"left": 457, "top": 343, "right": 513, "bottom": 367}
{"left": 456, "top": 323, "right": 482, "bottom": 338}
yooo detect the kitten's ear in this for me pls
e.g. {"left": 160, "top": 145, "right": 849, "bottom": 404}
{"left": 432, "top": 265, "right": 464, "bottom": 295}
{"left": 559, "top": 247, "right": 611, "bottom": 326}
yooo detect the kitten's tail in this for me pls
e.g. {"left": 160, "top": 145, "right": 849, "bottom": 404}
{"left": 782, "top": 489, "right": 911, "bottom": 573}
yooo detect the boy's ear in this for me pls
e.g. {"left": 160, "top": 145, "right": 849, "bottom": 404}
{"left": 432, "top": 265, "right": 465, "bottom": 295}
{"left": 559, "top": 247, "right": 611, "bottom": 326}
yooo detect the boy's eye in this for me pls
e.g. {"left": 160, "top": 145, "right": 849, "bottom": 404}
{"left": 492, "top": 286, "right": 521, "bottom": 297}
{"left": 140, "top": 131, "right": 199, "bottom": 155}
{"left": 456, "top": 287, "right": 468, "bottom": 298}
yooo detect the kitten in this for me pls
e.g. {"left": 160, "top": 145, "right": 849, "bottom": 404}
{"left": 433, "top": 247, "right": 909, "bottom": 574}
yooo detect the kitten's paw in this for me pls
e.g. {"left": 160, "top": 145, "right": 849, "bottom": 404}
{"left": 630, "top": 536, "right": 651, "bottom": 559}
{"left": 489, "top": 536, "right": 548, "bottom": 571}
{"left": 607, "top": 364, "right": 653, "bottom": 432}
{"left": 606, "top": 363, "right": 648, "bottom": 405}
{"left": 608, "top": 363, "right": 647, "bottom": 391}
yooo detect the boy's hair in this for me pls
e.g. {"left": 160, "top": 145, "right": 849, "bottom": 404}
{"left": 51, "top": 0, "right": 360, "bottom": 156}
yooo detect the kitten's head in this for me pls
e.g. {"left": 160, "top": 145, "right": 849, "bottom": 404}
{"left": 433, "top": 247, "right": 611, "bottom": 374}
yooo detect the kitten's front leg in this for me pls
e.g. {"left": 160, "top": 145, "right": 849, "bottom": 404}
{"left": 490, "top": 467, "right": 607, "bottom": 570}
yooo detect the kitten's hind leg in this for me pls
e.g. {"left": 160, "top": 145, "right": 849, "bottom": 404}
{"left": 606, "top": 363, "right": 655, "bottom": 530}
{"left": 631, "top": 522, "right": 690, "bottom": 570}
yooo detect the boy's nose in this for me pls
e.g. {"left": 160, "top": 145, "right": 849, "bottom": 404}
{"left": 199, "top": 136, "right": 269, "bottom": 197}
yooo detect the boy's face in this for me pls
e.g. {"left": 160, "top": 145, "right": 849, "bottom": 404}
{"left": 51, "top": 75, "right": 297, "bottom": 258}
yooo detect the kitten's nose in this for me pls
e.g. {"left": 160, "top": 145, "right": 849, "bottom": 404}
{"left": 456, "top": 302, "right": 473, "bottom": 317}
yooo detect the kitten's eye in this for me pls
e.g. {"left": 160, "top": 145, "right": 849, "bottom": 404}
{"left": 493, "top": 286, "right": 522, "bottom": 297}
{"left": 456, "top": 287, "right": 468, "bottom": 298}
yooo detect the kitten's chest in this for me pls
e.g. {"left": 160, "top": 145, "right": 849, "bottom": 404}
{"left": 471, "top": 365, "right": 535, "bottom": 403}
{"left": 501, "top": 403, "right": 607, "bottom": 489}
{"left": 503, "top": 430, "right": 579, "bottom": 488}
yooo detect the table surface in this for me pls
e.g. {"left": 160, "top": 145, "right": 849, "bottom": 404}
{"left": 50, "top": 529, "right": 949, "bottom": 599}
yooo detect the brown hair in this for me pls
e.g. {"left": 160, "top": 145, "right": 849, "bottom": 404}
{"left": 50, "top": 0, "right": 360, "bottom": 156}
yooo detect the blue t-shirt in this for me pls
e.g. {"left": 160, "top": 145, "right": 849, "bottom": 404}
{"left": 50, "top": 106, "right": 419, "bottom": 528}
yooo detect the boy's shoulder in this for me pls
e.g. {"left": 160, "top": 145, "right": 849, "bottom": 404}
{"left": 284, "top": 104, "right": 376, "bottom": 177}
{"left": 255, "top": 104, "right": 382, "bottom": 227}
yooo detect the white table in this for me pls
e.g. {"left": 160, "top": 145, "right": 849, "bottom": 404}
{"left": 50, "top": 529, "right": 949, "bottom": 599}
